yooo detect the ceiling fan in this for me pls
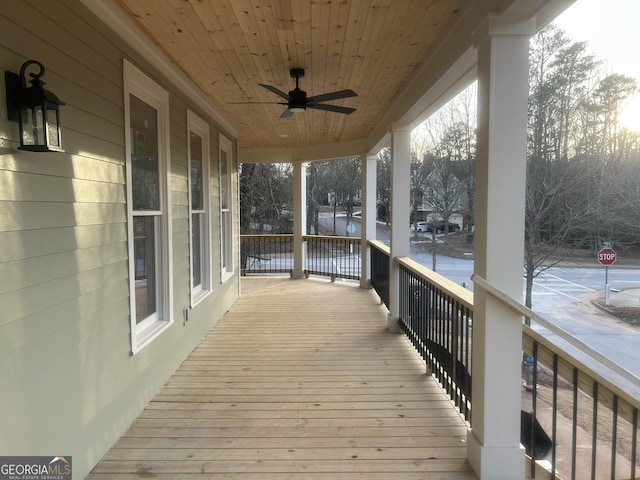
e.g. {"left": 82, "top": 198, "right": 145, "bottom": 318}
{"left": 233, "top": 68, "right": 357, "bottom": 118}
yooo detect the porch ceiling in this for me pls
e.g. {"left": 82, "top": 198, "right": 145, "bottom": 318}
{"left": 103, "top": 0, "right": 567, "bottom": 161}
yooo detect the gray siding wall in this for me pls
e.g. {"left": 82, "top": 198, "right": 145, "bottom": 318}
{"left": 0, "top": 1, "right": 240, "bottom": 477}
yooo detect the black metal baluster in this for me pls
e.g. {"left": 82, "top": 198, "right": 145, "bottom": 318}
{"left": 572, "top": 368, "right": 578, "bottom": 480}
{"left": 632, "top": 408, "right": 637, "bottom": 480}
{"left": 465, "top": 306, "right": 471, "bottom": 422}
{"left": 552, "top": 354, "right": 558, "bottom": 480}
{"left": 592, "top": 382, "right": 599, "bottom": 480}
{"left": 611, "top": 395, "right": 618, "bottom": 479}
{"left": 531, "top": 342, "right": 539, "bottom": 479}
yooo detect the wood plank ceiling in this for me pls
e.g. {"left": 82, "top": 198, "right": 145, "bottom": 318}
{"left": 112, "top": 0, "right": 466, "bottom": 152}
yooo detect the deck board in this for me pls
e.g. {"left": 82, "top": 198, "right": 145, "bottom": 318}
{"left": 88, "top": 277, "right": 477, "bottom": 479}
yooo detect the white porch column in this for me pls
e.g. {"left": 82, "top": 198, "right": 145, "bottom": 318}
{"left": 292, "top": 161, "right": 307, "bottom": 279}
{"left": 388, "top": 125, "right": 411, "bottom": 332}
{"left": 467, "top": 17, "right": 534, "bottom": 479}
{"left": 360, "top": 153, "right": 377, "bottom": 288}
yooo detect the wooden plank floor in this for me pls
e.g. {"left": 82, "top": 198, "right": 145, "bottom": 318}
{"left": 88, "top": 277, "right": 477, "bottom": 479}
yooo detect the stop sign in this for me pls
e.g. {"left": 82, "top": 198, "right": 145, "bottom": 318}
{"left": 598, "top": 247, "right": 617, "bottom": 266}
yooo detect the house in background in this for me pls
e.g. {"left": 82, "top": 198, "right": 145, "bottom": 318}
{"left": 415, "top": 152, "right": 471, "bottom": 230}
{"left": 0, "top": 1, "right": 577, "bottom": 478}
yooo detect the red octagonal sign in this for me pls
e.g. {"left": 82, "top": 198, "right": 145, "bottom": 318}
{"left": 598, "top": 247, "right": 617, "bottom": 266}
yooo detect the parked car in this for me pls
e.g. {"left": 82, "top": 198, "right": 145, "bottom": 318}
{"left": 435, "top": 221, "right": 461, "bottom": 233}
{"left": 411, "top": 221, "right": 430, "bottom": 232}
{"left": 412, "top": 221, "right": 461, "bottom": 234}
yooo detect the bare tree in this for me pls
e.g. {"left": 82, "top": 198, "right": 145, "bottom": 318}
{"left": 522, "top": 26, "right": 601, "bottom": 311}
{"left": 240, "top": 163, "right": 292, "bottom": 234}
{"left": 377, "top": 148, "right": 391, "bottom": 225}
{"left": 312, "top": 158, "right": 361, "bottom": 236}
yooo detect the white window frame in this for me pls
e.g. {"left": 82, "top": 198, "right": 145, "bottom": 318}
{"left": 124, "top": 59, "right": 173, "bottom": 354}
{"left": 187, "top": 110, "right": 212, "bottom": 305}
{"left": 219, "top": 133, "right": 234, "bottom": 281}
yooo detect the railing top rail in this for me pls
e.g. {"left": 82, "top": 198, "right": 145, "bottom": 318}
{"left": 473, "top": 273, "right": 640, "bottom": 410}
{"left": 241, "top": 234, "right": 363, "bottom": 242}
{"left": 240, "top": 234, "right": 294, "bottom": 238}
{"left": 398, "top": 256, "right": 474, "bottom": 310}
{"left": 304, "top": 235, "right": 361, "bottom": 242}
{"left": 368, "top": 239, "right": 390, "bottom": 255}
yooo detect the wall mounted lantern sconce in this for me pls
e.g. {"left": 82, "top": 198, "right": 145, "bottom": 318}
{"left": 5, "top": 60, "right": 65, "bottom": 152}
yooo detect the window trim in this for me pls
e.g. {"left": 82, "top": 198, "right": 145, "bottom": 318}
{"left": 124, "top": 59, "right": 173, "bottom": 354}
{"left": 187, "top": 110, "right": 212, "bottom": 306}
{"left": 219, "top": 133, "right": 234, "bottom": 282}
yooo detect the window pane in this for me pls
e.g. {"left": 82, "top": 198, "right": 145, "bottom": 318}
{"left": 220, "top": 150, "right": 228, "bottom": 210}
{"left": 190, "top": 132, "right": 203, "bottom": 211}
{"left": 192, "top": 213, "right": 202, "bottom": 288}
{"left": 130, "top": 94, "right": 160, "bottom": 211}
{"left": 221, "top": 210, "right": 229, "bottom": 271}
{"left": 133, "top": 216, "right": 157, "bottom": 322}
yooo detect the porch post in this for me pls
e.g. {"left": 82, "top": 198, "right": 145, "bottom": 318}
{"left": 388, "top": 124, "right": 411, "bottom": 332}
{"left": 467, "top": 17, "right": 534, "bottom": 479}
{"left": 292, "top": 161, "right": 307, "bottom": 279}
{"left": 360, "top": 153, "right": 377, "bottom": 288}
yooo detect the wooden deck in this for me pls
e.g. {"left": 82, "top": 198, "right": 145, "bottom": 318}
{"left": 88, "top": 277, "right": 477, "bottom": 479}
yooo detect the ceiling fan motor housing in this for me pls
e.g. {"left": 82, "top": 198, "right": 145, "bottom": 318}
{"left": 288, "top": 68, "right": 307, "bottom": 112}
{"left": 288, "top": 88, "right": 307, "bottom": 112}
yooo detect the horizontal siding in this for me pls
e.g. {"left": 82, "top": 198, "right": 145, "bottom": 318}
{"left": 0, "top": 7, "right": 124, "bottom": 147}
{"left": 0, "top": 201, "right": 126, "bottom": 230}
{"left": 0, "top": 149, "right": 125, "bottom": 182}
{"left": 0, "top": 2, "right": 240, "bottom": 479}
{"left": 3, "top": 0, "right": 122, "bottom": 76}
{"left": 0, "top": 288, "right": 131, "bottom": 386}
{"left": 0, "top": 223, "right": 126, "bottom": 263}
{"left": 0, "top": 260, "right": 128, "bottom": 327}
{"left": 0, "top": 242, "right": 127, "bottom": 296}
{"left": 0, "top": 283, "right": 130, "bottom": 359}
{"left": 0, "top": 171, "right": 125, "bottom": 203}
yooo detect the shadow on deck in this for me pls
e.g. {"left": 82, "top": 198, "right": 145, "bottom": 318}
{"left": 88, "top": 277, "right": 477, "bottom": 479}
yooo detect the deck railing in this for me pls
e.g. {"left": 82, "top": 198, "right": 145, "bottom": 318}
{"left": 369, "top": 240, "right": 390, "bottom": 308}
{"left": 240, "top": 234, "right": 361, "bottom": 281}
{"left": 398, "top": 256, "right": 473, "bottom": 421}
{"left": 473, "top": 274, "right": 640, "bottom": 480}
{"left": 366, "top": 241, "right": 471, "bottom": 419}
{"left": 304, "top": 235, "right": 360, "bottom": 281}
{"left": 240, "top": 234, "right": 293, "bottom": 275}
{"left": 367, "top": 241, "right": 640, "bottom": 479}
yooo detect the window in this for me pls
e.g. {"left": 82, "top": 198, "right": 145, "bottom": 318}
{"left": 124, "top": 60, "right": 173, "bottom": 354}
{"left": 187, "top": 110, "right": 211, "bottom": 304}
{"left": 219, "top": 134, "right": 233, "bottom": 280}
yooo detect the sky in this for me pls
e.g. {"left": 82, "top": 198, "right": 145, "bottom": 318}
{"left": 553, "top": 0, "right": 640, "bottom": 80}
{"left": 552, "top": 0, "right": 640, "bottom": 129}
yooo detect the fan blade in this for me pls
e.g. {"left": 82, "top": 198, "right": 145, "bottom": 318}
{"left": 259, "top": 83, "right": 290, "bottom": 100}
{"left": 307, "top": 89, "right": 357, "bottom": 103}
{"left": 307, "top": 103, "right": 356, "bottom": 115}
{"left": 279, "top": 108, "right": 294, "bottom": 118}
{"left": 228, "top": 101, "right": 287, "bottom": 105}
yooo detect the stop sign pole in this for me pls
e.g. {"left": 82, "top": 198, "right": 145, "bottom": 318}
{"left": 598, "top": 247, "right": 617, "bottom": 305}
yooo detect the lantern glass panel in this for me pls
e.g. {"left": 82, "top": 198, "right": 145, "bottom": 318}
{"left": 46, "top": 106, "right": 61, "bottom": 149}
{"left": 21, "top": 105, "right": 44, "bottom": 146}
